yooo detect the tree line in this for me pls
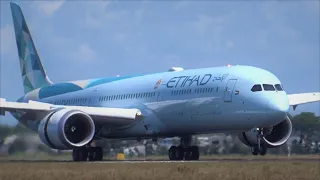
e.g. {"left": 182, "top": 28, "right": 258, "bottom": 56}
{"left": 0, "top": 112, "right": 319, "bottom": 156}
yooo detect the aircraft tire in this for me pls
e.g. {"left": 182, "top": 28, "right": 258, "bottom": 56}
{"left": 72, "top": 147, "right": 88, "bottom": 161}
{"left": 168, "top": 146, "right": 177, "bottom": 160}
{"left": 259, "top": 146, "right": 267, "bottom": 156}
{"left": 88, "top": 147, "right": 103, "bottom": 161}
{"left": 191, "top": 146, "right": 200, "bottom": 160}
{"left": 176, "top": 146, "right": 184, "bottom": 160}
{"left": 168, "top": 146, "right": 184, "bottom": 161}
{"left": 251, "top": 146, "right": 259, "bottom": 156}
{"left": 183, "top": 146, "right": 199, "bottom": 161}
{"left": 183, "top": 147, "right": 192, "bottom": 161}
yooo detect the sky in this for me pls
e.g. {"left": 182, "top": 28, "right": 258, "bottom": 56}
{"left": 0, "top": 0, "right": 319, "bottom": 125}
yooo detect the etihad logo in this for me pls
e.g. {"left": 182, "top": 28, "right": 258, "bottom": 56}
{"left": 154, "top": 79, "right": 162, "bottom": 89}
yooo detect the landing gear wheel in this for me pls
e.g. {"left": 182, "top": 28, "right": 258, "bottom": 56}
{"left": 168, "top": 146, "right": 200, "bottom": 161}
{"left": 251, "top": 146, "right": 259, "bottom": 156}
{"left": 184, "top": 147, "right": 193, "bottom": 161}
{"left": 72, "top": 148, "right": 88, "bottom": 161}
{"left": 88, "top": 147, "right": 103, "bottom": 161}
{"left": 184, "top": 146, "right": 200, "bottom": 160}
{"left": 191, "top": 146, "right": 200, "bottom": 160}
{"left": 255, "top": 128, "right": 268, "bottom": 156}
{"left": 168, "top": 146, "right": 184, "bottom": 161}
{"left": 176, "top": 146, "right": 184, "bottom": 160}
{"left": 168, "top": 136, "right": 200, "bottom": 161}
{"left": 259, "top": 145, "right": 267, "bottom": 156}
{"left": 168, "top": 146, "right": 176, "bottom": 160}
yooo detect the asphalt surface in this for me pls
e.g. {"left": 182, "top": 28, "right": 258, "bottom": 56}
{"left": 0, "top": 158, "right": 319, "bottom": 163}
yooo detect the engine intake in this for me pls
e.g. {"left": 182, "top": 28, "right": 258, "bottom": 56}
{"left": 238, "top": 116, "right": 292, "bottom": 148}
{"left": 38, "top": 109, "right": 95, "bottom": 150}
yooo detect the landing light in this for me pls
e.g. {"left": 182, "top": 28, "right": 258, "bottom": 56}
{"left": 227, "top": 64, "right": 231, "bottom": 67}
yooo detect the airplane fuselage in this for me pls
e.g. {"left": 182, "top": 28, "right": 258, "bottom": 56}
{"left": 15, "top": 65, "right": 289, "bottom": 140}
{"left": 4, "top": 2, "right": 318, "bottom": 161}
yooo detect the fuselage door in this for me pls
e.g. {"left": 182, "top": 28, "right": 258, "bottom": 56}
{"left": 224, "top": 79, "right": 237, "bottom": 102}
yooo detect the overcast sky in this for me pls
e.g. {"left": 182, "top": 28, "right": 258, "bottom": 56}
{"left": 1, "top": 0, "right": 319, "bottom": 125}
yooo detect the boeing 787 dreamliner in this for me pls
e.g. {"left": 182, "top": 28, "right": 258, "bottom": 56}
{"left": 1, "top": 2, "right": 319, "bottom": 161}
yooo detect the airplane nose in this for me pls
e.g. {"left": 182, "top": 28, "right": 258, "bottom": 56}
{"left": 268, "top": 98, "right": 289, "bottom": 119}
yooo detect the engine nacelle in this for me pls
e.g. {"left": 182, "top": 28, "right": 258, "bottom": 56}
{"left": 38, "top": 109, "right": 95, "bottom": 150}
{"left": 238, "top": 116, "right": 292, "bottom": 148}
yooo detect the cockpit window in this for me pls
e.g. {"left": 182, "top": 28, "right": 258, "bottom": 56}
{"left": 263, "top": 84, "right": 275, "bottom": 91}
{"left": 275, "top": 84, "right": 283, "bottom": 91}
{"left": 251, "top": 84, "right": 262, "bottom": 92}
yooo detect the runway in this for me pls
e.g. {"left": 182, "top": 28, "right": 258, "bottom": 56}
{"left": 1, "top": 157, "right": 318, "bottom": 180}
{"left": 0, "top": 157, "right": 319, "bottom": 163}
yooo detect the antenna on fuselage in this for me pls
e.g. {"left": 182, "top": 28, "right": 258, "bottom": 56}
{"left": 168, "top": 67, "right": 184, "bottom": 72}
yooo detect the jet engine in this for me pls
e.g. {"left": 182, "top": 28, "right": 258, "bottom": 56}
{"left": 238, "top": 116, "right": 292, "bottom": 148}
{"left": 38, "top": 109, "right": 95, "bottom": 150}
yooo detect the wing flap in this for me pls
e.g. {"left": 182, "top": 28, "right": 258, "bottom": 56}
{"left": 0, "top": 98, "right": 142, "bottom": 125}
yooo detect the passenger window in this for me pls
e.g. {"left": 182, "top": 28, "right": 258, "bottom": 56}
{"left": 275, "top": 84, "right": 283, "bottom": 91}
{"left": 251, "top": 84, "right": 262, "bottom": 92}
{"left": 263, "top": 84, "right": 275, "bottom": 91}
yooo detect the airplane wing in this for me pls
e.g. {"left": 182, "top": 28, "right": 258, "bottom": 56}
{"left": 0, "top": 98, "right": 142, "bottom": 126}
{"left": 287, "top": 92, "right": 320, "bottom": 110}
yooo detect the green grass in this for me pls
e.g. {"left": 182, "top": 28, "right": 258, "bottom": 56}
{"left": 0, "top": 161, "right": 319, "bottom": 180}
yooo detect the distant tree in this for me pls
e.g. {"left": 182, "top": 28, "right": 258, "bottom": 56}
{"left": 292, "top": 112, "right": 320, "bottom": 132}
{"left": 14, "top": 123, "right": 35, "bottom": 134}
{"left": 290, "top": 112, "right": 320, "bottom": 154}
{"left": 0, "top": 125, "right": 14, "bottom": 139}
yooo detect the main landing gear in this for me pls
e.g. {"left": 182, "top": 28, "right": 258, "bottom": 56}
{"left": 168, "top": 136, "right": 200, "bottom": 161}
{"left": 251, "top": 128, "right": 267, "bottom": 156}
{"left": 72, "top": 146, "right": 103, "bottom": 161}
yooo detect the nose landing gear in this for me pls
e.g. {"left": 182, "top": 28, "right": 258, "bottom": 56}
{"left": 251, "top": 128, "right": 268, "bottom": 156}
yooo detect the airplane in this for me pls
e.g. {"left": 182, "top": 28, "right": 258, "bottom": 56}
{"left": 1, "top": 2, "right": 319, "bottom": 162}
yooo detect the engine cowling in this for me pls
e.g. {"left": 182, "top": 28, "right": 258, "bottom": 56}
{"left": 38, "top": 109, "right": 95, "bottom": 150}
{"left": 238, "top": 116, "right": 292, "bottom": 148}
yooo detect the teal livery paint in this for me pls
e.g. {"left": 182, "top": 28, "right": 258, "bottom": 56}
{"left": 38, "top": 83, "right": 83, "bottom": 99}
{"left": 10, "top": 2, "right": 52, "bottom": 94}
{"left": 20, "top": 73, "right": 156, "bottom": 100}
{"left": 84, "top": 74, "right": 148, "bottom": 89}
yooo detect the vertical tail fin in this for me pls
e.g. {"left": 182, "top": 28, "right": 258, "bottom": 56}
{"left": 10, "top": 2, "right": 52, "bottom": 94}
